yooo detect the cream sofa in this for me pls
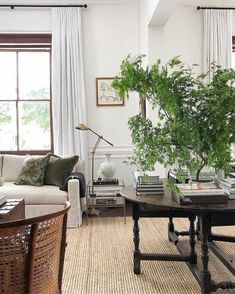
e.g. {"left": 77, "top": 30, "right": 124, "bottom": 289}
{"left": 0, "top": 154, "right": 87, "bottom": 228}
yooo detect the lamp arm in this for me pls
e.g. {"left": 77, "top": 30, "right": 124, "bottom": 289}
{"left": 88, "top": 128, "right": 113, "bottom": 146}
{"left": 91, "top": 136, "right": 102, "bottom": 155}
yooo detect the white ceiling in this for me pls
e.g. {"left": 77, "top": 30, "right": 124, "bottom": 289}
{"left": 149, "top": 0, "right": 235, "bottom": 26}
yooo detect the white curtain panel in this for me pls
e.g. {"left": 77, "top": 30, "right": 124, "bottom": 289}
{"left": 52, "top": 7, "right": 88, "bottom": 166}
{"left": 203, "top": 9, "right": 232, "bottom": 73}
{"left": 203, "top": 9, "right": 234, "bottom": 158}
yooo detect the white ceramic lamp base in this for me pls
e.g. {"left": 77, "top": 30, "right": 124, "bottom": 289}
{"left": 99, "top": 153, "right": 116, "bottom": 179}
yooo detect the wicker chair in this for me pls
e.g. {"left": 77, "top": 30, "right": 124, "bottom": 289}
{"left": 0, "top": 201, "right": 70, "bottom": 294}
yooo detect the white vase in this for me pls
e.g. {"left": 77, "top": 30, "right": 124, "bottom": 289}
{"left": 100, "top": 154, "right": 116, "bottom": 179}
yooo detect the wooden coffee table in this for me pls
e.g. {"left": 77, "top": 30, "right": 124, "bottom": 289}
{"left": 121, "top": 185, "right": 235, "bottom": 294}
{"left": 0, "top": 199, "right": 25, "bottom": 222}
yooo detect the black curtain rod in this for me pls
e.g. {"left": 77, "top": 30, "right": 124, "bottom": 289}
{"left": 197, "top": 6, "right": 235, "bottom": 10}
{"left": 0, "top": 4, "right": 87, "bottom": 9}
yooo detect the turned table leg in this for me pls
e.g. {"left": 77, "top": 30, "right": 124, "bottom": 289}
{"left": 168, "top": 216, "right": 174, "bottom": 241}
{"left": 133, "top": 203, "right": 141, "bottom": 274}
{"left": 189, "top": 214, "right": 197, "bottom": 264}
{"left": 199, "top": 213, "right": 212, "bottom": 294}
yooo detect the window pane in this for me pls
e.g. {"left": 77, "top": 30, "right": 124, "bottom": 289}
{"left": 18, "top": 52, "right": 50, "bottom": 100}
{"left": 0, "top": 102, "right": 17, "bottom": 150}
{"left": 19, "top": 101, "right": 51, "bottom": 150}
{"left": 0, "top": 52, "right": 17, "bottom": 100}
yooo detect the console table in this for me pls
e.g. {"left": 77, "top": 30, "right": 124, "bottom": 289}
{"left": 121, "top": 185, "right": 235, "bottom": 294}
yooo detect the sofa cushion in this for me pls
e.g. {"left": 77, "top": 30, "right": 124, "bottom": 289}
{"left": 2, "top": 154, "right": 27, "bottom": 182}
{"left": 15, "top": 154, "right": 50, "bottom": 186}
{"left": 44, "top": 155, "right": 79, "bottom": 188}
{"left": 0, "top": 182, "right": 68, "bottom": 205}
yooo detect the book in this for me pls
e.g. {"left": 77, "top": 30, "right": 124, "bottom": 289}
{"left": 176, "top": 183, "right": 225, "bottom": 196}
{"left": 168, "top": 169, "right": 215, "bottom": 183}
{"left": 228, "top": 194, "right": 235, "bottom": 200}
{"left": 219, "top": 181, "right": 235, "bottom": 199}
{"left": 172, "top": 183, "right": 227, "bottom": 205}
{"left": 0, "top": 195, "right": 7, "bottom": 206}
{"left": 92, "top": 185, "right": 122, "bottom": 192}
{"left": 134, "top": 181, "right": 163, "bottom": 189}
{"left": 92, "top": 197, "right": 124, "bottom": 205}
{"left": 95, "top": 198, "right": 116, "bottom": 205}
{"left": 168, "top": 169, "right": 190, "bottom": 183}
{"left": 135, "top": 187, "right": 164, "bottom": 192}
{"left": 95, "top": 192, "right": 120, "bottom": 197}
{"left": 172, "top": 191, "right": 228, "bottom": 205}
{"left": 90, "top": 181, "right": 123, "bottom": 193}
{"left": 93, "top": 178, "right": 119, "bottom": 185}
{"left": 134, "top": 182, "right": 163, "bottom": 189}
{"left": 220, "top": 178, "right": 235, "bottom": 188}
{"left": 228, "top": 172, "right": 235, "bottom": 178}
{"left": 136, "top": 190, "right": 164, "bottom": 196}
{"left": 134, "top": 179, "right": 164, "bottom": 195}
{"left": 134, "top": 171, "right": 160, "bottom": 184}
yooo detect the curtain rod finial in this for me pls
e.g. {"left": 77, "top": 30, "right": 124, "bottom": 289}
{"left": 84, "top": 4, "right": 87, "bottom": 8}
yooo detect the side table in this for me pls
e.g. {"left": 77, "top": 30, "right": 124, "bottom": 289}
{"left": 86, "top": 180, "right": 126, "bottom": 223}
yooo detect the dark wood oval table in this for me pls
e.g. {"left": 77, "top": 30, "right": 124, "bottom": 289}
{"left": 121, "top": 185, "right": 235, "bottom": 294}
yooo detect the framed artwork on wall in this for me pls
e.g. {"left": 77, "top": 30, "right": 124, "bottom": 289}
{"left": 96, "top": 77, "right": 124, "bottom": 106}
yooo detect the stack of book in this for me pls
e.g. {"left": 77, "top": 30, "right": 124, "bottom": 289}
{"left": 168, "top": 169, "right": 215, "bottom": 183}
{"left": 219, "top": 178, "right": 235, "bottom": 199}
{"left": 193, "top": 171, "right": 215, "bottom": 182}
{"left": 172, "top": 183, "right": 227, "bottom": 205}
{"left": 227, "top": 172, "right": 235, "bottom": 178}
{"left": 0, "top": 195, "right": 7, "bottom": 206}
{"left": 168, "top": 169, "right": 189, "bottom": 183}
{"left": 134, "top": 171, "right": 164, "bottom": 196}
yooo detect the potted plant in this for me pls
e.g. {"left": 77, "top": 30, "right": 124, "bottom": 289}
{"left": 113, "top": 55, "right": 235, "bottom": 182}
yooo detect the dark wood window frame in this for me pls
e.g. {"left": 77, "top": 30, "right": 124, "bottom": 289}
{"left": 0, "top": 34, "right": 53, "bottom": 155}
{"left": 232, "top": 36, "right": 235, "bottom": 52}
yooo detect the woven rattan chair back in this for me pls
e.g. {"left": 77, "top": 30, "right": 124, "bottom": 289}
{"left": 0, "top": 201, "right": 70, "bottom": 294}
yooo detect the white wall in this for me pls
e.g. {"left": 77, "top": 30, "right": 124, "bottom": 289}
{"left": 0, "top": 9, "right": 51, "bottom": 32}
{"left": 138, "top": 0, "right": 160, "bottom": 57}
{"left": 148, "top": 6, "right": 203, "bottom": 68}
{"left": 0, "top": 4, "right": 140, "bottom": 185}
{"left": 82, "top": 3, "right": 139, "bottom": 185}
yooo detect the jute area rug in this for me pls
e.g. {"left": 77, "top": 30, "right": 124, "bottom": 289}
{"left": 62, "top": 217, "right": 235, "bottom": 294}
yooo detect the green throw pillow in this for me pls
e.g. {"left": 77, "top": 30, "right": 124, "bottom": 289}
{"left": 15, "top": 154, "right": 51, "bottom": 186}
{"left": 44, "top": 155, "right": 79, "bottom": 188}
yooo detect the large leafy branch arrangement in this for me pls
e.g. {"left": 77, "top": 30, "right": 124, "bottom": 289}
{"left": 113, "top": 55, "right": 235, "bottom": 181}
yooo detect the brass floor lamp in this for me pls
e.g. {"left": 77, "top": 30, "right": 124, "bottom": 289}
{"left": 75, "top": 123, "right": 113, "bottom": 197}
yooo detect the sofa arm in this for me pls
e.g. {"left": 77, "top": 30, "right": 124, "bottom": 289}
{"left": 67, "top": 179, "right": 87, "bottom": 228}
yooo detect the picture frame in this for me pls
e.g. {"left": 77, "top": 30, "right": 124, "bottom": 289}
{"left": 96, "top": 77, "right": 124, "bottom": 106}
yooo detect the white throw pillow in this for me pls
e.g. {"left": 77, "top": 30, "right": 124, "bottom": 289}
{"left": 2, "top": 154, "right": 27, "bottom": 182}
